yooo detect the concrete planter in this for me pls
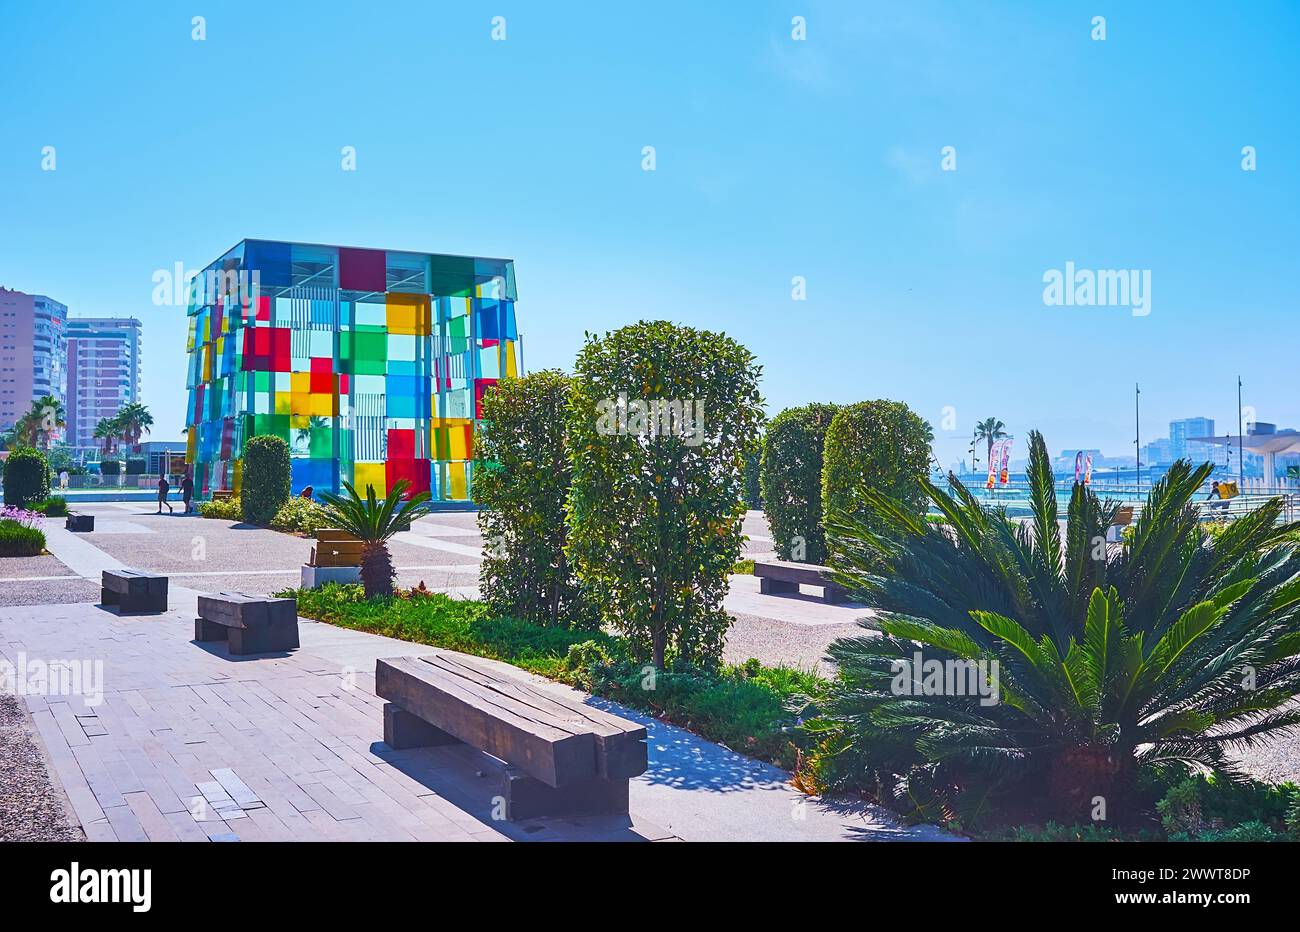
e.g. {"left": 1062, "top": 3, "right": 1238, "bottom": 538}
{"left": 300, "top": 564, "right": 362, "bottom": 589}
{"left": 65, "top": 514, "right": 95, "bottom": 532}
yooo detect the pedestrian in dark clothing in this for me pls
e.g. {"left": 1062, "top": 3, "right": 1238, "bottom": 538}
{"left": 181, "top": 475, "right": 194, "bottom": 514}
{"left": 157, "top": 477, "right": 173, "bottom": 514}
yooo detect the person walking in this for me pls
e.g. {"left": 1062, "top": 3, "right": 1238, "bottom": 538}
{"left": 58, "top": 469, "right": 69, "bottom": 490}
{"left": 157, "top": 475, "right": 173, "bottom": 514}
{"left": 181, "top": 473, "right": 194, "bottom": 514}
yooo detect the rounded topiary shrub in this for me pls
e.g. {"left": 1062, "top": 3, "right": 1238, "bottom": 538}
{"left": 473, "top": 369, "right": 597, "bottom": 629}
{"left": 822, "top": 400, "right": 932, "bottom": 548}
{"left": 241, "top": 435, "right": 291, "bottom": 525}
{"left": 3, "top": 447, "right": 50, "bottom": 508}
{"left": 566, "top": 320, "right": 764, "bottom": 670}
{"left": 760, "top": 403, "right": 838, "bottom": 564}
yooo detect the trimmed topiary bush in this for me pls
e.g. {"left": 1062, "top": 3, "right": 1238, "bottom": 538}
{"left": 241, "top": 435, "right": 291, "bottom": 525}
{"left": 473, "top": 369, "right": 597, "bottom": 629}
{"left": 821, "top": 400, "right": 932, "bottom": 541}
{"left": 760, "top": 403, "right": 837, "bottom": 564}
{"left": 3, "top": 447, "right": 50, "bottom": 508}
{"left": 566, "top": 320, "right": 764, "bottom": 670}
{"left": 100, "top": 459, "right": 121, "bottom": 477}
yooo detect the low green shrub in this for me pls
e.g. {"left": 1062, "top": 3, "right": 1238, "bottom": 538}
{"left": 0, "top": 517, "right": 45, "bottom": 557}
{"left": 270, "top": 496, "right": 330, "bottom": 535}
{"left": 33, "top": 496, "right": 68, "bottom": 517}
{"left": 1156, "top": 773, "right": 1300, "bottom": 840}
{"left": 100, "top": 459, "right": 121, "bottom": 477}
{"left": 198, "top": 497, "right": 243, "bottom": 520}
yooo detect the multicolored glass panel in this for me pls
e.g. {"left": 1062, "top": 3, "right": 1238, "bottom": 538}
{"left": 184, "top": 239, "right": 520, "bottom": 501}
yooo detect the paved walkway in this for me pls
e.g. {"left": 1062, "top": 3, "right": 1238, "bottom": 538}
{"left": 0, "top": 511, "right": 956, "bottom": 843}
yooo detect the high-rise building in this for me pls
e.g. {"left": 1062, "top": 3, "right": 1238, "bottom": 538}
{"left": 185, "top": 239, "right": 520, "bottom": 501}
{"left": 66, "top": 317, "right": 143, "bottom": 453}
{"left": 1170, "top": 417, "right": 1216, "bottom": 464}
{"left": 0, "top": 287, "right": 68, "bottom": 431}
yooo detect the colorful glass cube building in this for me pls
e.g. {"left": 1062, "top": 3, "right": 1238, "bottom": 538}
{"left": 184, "top": 239, "right": 520, "bottom": 501}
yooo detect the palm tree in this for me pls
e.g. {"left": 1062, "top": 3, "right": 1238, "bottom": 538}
{"left": 972, "top": 417, "right": 1007, "bottom": 468}
{"left": 31, "top": 395, "right": 65, "bottom": 449}
{"left": 817, "top": 430, "right": 1300, "bottom": 826}
{"left": 319, "top": 479, "right": 432, "bottom": 598}
{"left": 114, "top": 402, "right": 153, "bottom": 452}
{"left": 94, "top": 416, "right": 121, "bottom": 456}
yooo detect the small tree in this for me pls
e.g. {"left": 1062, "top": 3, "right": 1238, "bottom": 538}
{"left": 241, "top": 435, "right": 291, "bottom": 525}
{"left": 3, "top": 446, "right": 50, "bottom": 508}
{"left": 473, "top": 370, "right": 596, "bottom": 628}
{"left": 822, "top": 400, "right": 932, "bottom": 541}
{"left": 760, "top": 403, "right": 838, "bottom": 563}
{"left": 566, "top": 320, "right": 764, "bottom": 670}
{"left": 320, "top": 480, "right": 431, "bottom": 598}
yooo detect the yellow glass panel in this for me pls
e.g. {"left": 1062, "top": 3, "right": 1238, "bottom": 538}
{"left": 448, "top": 462, "right": 467, "bottom": 500}
{"left": 448, "top": 427, "right": 467, "bottom": 460}
{"left": 505, "top": 340, "right": 517, "bottom": 378}
{"left": 354, "top": 462, "right": 386, "bottom": 498}
{"left": 308, "top": 393, "right": 336, "bottom": 417}
{"left": 290, "top": 414, "right": 309, "bottom": 429}
{"left": 386, "top": 293, "right": 431, "bottom": 336}
{"left": 274, "top": 391, "right": 291, "bottom": 416}
{"left": 291, "top": 372, "right": 311, "bottom": 394}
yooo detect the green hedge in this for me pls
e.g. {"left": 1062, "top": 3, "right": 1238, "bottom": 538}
{"left": 2, "top": 447, "right": 50, "bottom": 508}
{"left": 760, "top": 403, "right": 837, "bottom": 563}
{"left": 241, "top": 436, "right": 291, "bottom": 525}
{"left": 472, "top": 369, "right": 596, "bottom": 629}
{"left": 821, "top": 400, "right": 932, "bottom": 542}
{"left": 100, "top": 459, "right": 121, "bottom": 477}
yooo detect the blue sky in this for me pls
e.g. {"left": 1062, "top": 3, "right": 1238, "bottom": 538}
{"left": 1, "top": 0, "right": 1296, "bottom": 468}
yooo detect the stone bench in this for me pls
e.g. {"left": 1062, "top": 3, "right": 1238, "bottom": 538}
{"left": 753, "top": 559, "right": 848, "bottom": 603}
{"left": 66, "top": 514, "right": 94, "bottom": 532}
{"left": 195, "top": 592, "right": 299, "bottom": 655}
{"left": 101, "top": 569, "right": 168, "bottom": 614}
{"left": 376, "top": 652, "right": 648, "bottom": 820}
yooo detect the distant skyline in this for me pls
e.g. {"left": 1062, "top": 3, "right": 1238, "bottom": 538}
{"left": 1, "top": 1, "right": 1296, "bottom": 466}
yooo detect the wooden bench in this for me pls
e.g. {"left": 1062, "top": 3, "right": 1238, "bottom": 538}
{"left": 210, "top": 490, "right": 235, "bottom": 502}
{"left": 195, "top": 592, "right": 299, "bottom": 655}
{"left": 66, "top": 514, "right": 94, "bottom": 532}
{"left": 376, "top": 652, "right": 648, "bottom": 820}
{"left": 310, "top": 528, "right": 363, "bottom": 567}
{"left": 753, "top": 560, "right": 848, "bottom": 603}
{"left": 101, "top": 569, "right": 168, "bottom": 613}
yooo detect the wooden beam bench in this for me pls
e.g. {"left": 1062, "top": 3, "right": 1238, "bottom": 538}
{"left": 195, "top": 592, "right": 299, "bottom": 655}
{"left": 66, "top": 514, "right": 94, "bottom": 532}
{"left": 302, "top": 528, "right": 363, "bottom": 588}
{"left": 375, "top": 652, "right": 648, "bottom": 820}
{"left": 210, "top": 490, "right": 235, "bottom": 502}
{"left": 753, "top": 559, "right": 848, "bottom": 603}
{"left": 101, "top": 569, "right": 167, "bottom": 614}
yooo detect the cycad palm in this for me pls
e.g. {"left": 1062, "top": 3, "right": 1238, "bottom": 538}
{"left": 816, "top": 430, "right": 1300, "bottom": 825}
{"left": 319, "top": 479, "right": 431, "bottom": 598}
